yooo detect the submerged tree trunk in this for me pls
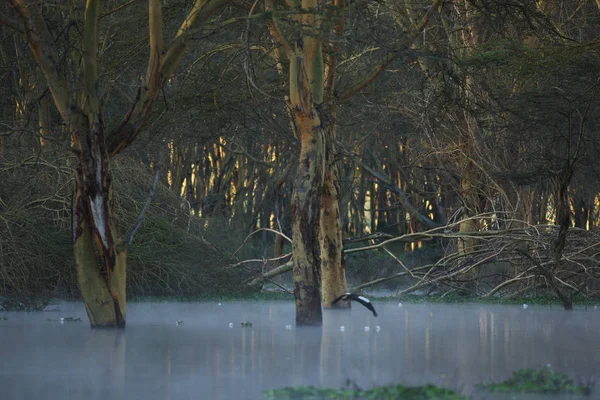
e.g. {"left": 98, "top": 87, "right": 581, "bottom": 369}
{"left": 320, "top": 136, "right": 348, "bottom": 309}
{"left": 288, "top": 0, "right": 326, "bottom": 325}
{"left": 72, "top": 111, "right": 127, "bottom": 326}
{"left": 11, "top": 0, "right": 224, "bottom": 327}
{"left": 291, "top": 112, "right": 324, "bottom": 325}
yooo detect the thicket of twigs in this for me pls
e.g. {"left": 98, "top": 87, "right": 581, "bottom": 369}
{"left": 0, "top": 157, "right": 253, "bottom": 310}
{"left": 245, "top": 215, "right": 600, "bottom": 308}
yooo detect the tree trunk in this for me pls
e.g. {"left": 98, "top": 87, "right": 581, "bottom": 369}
{"left": 10, "top": 0, "right": 226, "bottom": 327}
{"left": 320, "top": 150, "right": 348, "bottom": 309}
{"left": 291, "top": 112, "right": 324, "bottom": 325}
{"left": 549, "top": 170, "right": 573, "bottom": 310}
{"left": 72, "top": 111, "right": 126, "bottom": 327}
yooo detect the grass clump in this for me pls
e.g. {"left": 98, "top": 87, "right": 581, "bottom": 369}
{"left": 263, "top": 384, "right": 467, "bottom": 399}
{"left": 479, "top": 366, "right": 592, "bottom": 395}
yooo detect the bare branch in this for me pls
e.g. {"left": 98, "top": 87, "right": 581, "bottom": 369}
{"left": 233, "top": 228, "right": 293, "bottom": 258}
{"left": 124, "top": 167, "right": 160, "bottom": 247}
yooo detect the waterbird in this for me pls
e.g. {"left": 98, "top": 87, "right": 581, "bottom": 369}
{"left": 523, "top": 304, "right": 528, "bottom": 309}
{"left": 332, "top": 293, "right": 378, "bottom": 317}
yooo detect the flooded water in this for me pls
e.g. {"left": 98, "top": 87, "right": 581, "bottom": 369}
{"left": 0, "top": 301, "right": 597, "bottom": 399}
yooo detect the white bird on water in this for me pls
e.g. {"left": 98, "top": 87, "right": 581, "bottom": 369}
{"left": 340, "top": 326, "right": 345, "bottom": 332}
{"left": 523, "top": 304, "right": 528, "bottom": 309}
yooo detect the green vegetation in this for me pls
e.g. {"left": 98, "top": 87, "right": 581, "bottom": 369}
{"left": 479, "top": 367, "right": 592, "bottom": 395}
{"left": 263, "top": 384, "right": 467, "bottom": 400}
{"left": 0, "top": 160, "right": 256, "bottom": 311}
{"left": 264, "top": 368, "right": 593, "bottom": 400}
{"left": 241, "top": 321, "right": 253, "bottom": 327}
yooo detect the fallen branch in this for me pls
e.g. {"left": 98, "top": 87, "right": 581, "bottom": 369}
{"left": 246, "top": 260, "right": 293, "bottom": 287}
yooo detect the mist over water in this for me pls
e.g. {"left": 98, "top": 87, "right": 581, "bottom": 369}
{"left": 0, "top": 301, "right": 597, "bottom": 399}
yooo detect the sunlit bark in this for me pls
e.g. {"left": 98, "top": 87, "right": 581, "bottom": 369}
{"left": 10, "top": 0, "right": 226, "bottom": 326}
{"left": 286, "top": 0, "right": 327, "bottom": 324}
{"left": 320, "top": 148, "right": 348, "bottom": 309}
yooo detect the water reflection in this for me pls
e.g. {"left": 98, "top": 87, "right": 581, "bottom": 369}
{"left": 0, "top": 302, "right": 597, "bottom": 399}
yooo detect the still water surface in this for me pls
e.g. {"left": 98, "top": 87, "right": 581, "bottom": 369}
{"left": 0, "top": 302, "right": 597, "bottom": 399}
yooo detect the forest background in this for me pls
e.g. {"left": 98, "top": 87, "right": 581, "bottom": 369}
{"left": 1, "top": 0, "right": 599, "bottom": 325}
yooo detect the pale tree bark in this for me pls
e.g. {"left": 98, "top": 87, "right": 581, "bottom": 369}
{"left": 320, "top": 136, "right": 348, "bottom": 309}
{"left": 265, "top": 0, "right": 328, "bottom": 324}
{"left": 266, "top": 0, "right": 342, "bottom": 319}
{"left": 10, "top": 0, "right": 226, "bottom": 327}
{"left": 264, "top": 0, "right": 442, "bottom": 318}
{"left": 318, "top": 0, "right": 349, "bottom": 310}
{"left": 38, "top": 93, "right": 50, "bottom": 148}
{"left": 288, "top": 0, "right": 327, "bottom": 325}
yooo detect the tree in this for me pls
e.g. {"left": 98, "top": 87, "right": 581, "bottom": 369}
{"left": 7, "top": 0, "right": 225, "bottom": 327}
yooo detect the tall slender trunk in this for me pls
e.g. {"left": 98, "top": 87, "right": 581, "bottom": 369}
{"left": 320, "top": 140, "right": 348, "bottom": 309}
{"left": 291, "top": 112, "right": 324, "bottom": 325}
{"left": 549, "top": 169, "right": 573, "bottom": 310}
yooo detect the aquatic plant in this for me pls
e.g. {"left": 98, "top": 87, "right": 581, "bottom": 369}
{"left": 263, "top": 384, "right": 468, "bottom": 399}
{"left": 479, "top": 366, "right": 592, "bottom": 395}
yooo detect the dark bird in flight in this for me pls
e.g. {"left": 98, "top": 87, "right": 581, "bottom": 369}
{"left": 332, "top": 293, "right": 378, "bottom": 317}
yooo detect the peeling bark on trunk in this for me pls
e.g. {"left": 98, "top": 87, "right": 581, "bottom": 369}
{"left": 291, "top": 111, "right": 324, "bottom": 326}
{"left": 10, "top": 0, "right": 224, "bottom": 327}
{"left": 72, "top": 113, "right": 126, "bottom": 327}
{"left": 285, "top": 0, "right": 326, "bottom": 326}
{"left": 320, "top": 138, "right": 348, "bottom": 309}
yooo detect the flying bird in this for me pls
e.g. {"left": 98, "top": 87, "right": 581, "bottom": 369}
{"left": 332, "top": 293, "right": 378, "bottom": 317}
